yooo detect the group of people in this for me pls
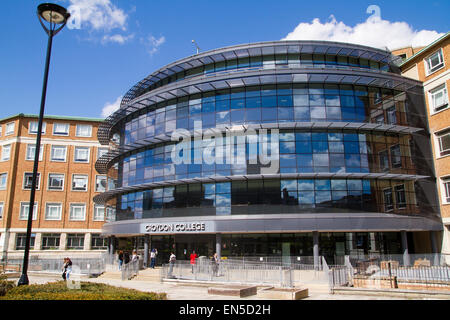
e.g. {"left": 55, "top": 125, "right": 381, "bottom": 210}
{"left": 113, "top": 248, "right": 220, "bottom": 276}
{"left": 117, "top": 250, "right": 142, "bottom": 270}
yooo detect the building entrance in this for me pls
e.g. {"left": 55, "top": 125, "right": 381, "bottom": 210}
{"left": 150, "top": 234, "right": 215, "bottom": 265}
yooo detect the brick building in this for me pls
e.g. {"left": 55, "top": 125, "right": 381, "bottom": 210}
{"left": 0, "top": 114, "right": 109, "bottom": 261}
{"left": 393, "top": 32, "right": 450, "bottom": 261}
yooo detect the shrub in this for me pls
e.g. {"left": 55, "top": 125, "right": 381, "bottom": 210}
{"left": 0, "top": 281, "right": 167, "bottom": 300}
{"left": 0, "top": 272, "right": 16, "bottom": 296}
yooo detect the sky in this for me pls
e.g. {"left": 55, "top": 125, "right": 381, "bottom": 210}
{"left": 0, "top": 0, "right": 448, "bottom": 120}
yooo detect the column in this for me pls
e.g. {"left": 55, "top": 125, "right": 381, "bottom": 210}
{"left": 429, "top": 231, "right": 439, "bottom": 266}
{"left": 34, "top": 233, "right": 42, "bottom": 250}
{"left": 144, "top": 235, "right": 149, "bottom": 268}
{"left": 59, "top": 233, "right": 67, "bottom": 251}
{"left": 84, "top": 233, "right": 92, "bottom": 251}
{"left": 313, "top": 231, "right": 319, "bottom": 270}
{"left": 216, "top": 234, "right": 222, "bottom": 259}
{"left": 401, "top": 231, "right": 410, "bottom": 266}
{"left": 369, "top": 233, "right": 377, "bottom": 253}
{"left": 0, "top": 231, "right": 10, "bottom": 261}
{"left": 7, "top": 232, "right": 16, "bottom": 253}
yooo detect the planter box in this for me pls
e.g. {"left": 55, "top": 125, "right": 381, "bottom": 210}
{"left": 208, "top": 285, "right": 257, "bottom": 297}
{"left": 258, "top": 287, "right": 309, "bottom": 300}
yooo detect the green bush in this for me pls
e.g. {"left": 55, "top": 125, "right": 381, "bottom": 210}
{"left": 0, "top": 272, "right": 16, "bottom": 296}
{"left": 0, "top": 281, "right": 167, "bottom": 300}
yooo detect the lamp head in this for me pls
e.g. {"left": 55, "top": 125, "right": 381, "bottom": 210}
{"left": 38, "top": 3, "right": 70, "bottom": 24}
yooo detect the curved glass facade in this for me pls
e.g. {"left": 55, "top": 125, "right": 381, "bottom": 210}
{"left": 112, "top": 178, "right": 437, "bottom": 222}
{"left": 120, "top": 84, "right": 427, "bottom": 146}
{"left": 96, "top": 41, "right": 441, "bottom": 255}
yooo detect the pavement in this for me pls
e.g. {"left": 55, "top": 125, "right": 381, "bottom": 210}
{"left": 9, "top": 270, "right": 448, "bottom": 300}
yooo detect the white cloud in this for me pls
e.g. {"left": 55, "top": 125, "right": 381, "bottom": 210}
{"left": 141, "top": 35, "right": 166, "bottom": 56}
{"left": 68, "top": 0, "right": 128, "bottom": 32}
{"left": 101, "top": 96, "right": 122, "bottom": 118}
{"left": 101, "top": 33, "right": 135, "bottom": 45}
{"left": 282, "top": 15, "right": 444, "bottom": 50}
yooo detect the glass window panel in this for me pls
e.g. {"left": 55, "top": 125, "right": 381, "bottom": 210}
{"left": 281, "top": 180, "right": 297, "bottom": 191}
{"left": 298, "top": 180, "right": 315, "bottom": 191}
{"left": 310, "top": 107, "right": 326, "bottom": 119}
{"left": 315, "top": 179, "right": 331, "bottom": 190}
{"left": 331, "top": 179, "right": 347, "bottom": 190}
{"left": 294, "top": 95, "right": 309, "bottom": 107}
{"left": 294, "top": 107, "right": 310, "bottom": 120}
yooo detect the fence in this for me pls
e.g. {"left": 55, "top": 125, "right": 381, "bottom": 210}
{"left": 161, "top": 259, "right": 295, "bottom": 287}
{"left": 121, "top": 259, "right": 140, "bottom": 280}
{"left": 222, "top": 256, "right": 323, "bottom": 271}
{"left": 329, "top": 254, "right": 450, "bottom": 293}
{"left": 2, "top": 257, "right": 106, "bottom": 276}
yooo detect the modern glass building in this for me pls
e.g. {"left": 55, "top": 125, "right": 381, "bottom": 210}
{"left": 95, "top": 41, "right": 443, "bottom": 264}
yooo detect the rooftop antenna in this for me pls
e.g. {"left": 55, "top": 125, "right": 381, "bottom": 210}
{"left": 192, "top": 39, "right": 200, "bottom": 54}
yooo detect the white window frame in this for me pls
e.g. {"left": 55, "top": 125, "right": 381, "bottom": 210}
{"left": 1, "top": 144, "right": 11, "bottom": 161}
{"left": 50, "top": 145, "right": 67, "bottom": 162}
{"left": 26, "top": 144, "right": 44, "bottom": 161}
{"left": 74, "top": 147, "right": 90, "bottom": 163}
{"left": 429, "top": 84, "right": 448, "bottom": 114}
{"left": 95, "top": 175, "right": 107, "bottom": 192}
{"left": 45, "top": 203, "right": 62, "bottom": 221}
{"left": 394, "top": 184, "right": 406, "bottom": 209}
{"left": 93, "top": 204, "right": 105, "bottom": 221}
{"left": 69, "top": 203, "right": 86, "bottom": 221}
{"left": 436, "top": 130, "right": 450, "bottom": 157}
{"left": 0, "top": 202, "right": 4, "bottom": 220}
{"left": 19, "top": 202, "right": 38, "bottom": 220}
{"left": 72, "top": 174, "right": 88, "bottom": 191}
{"left": 441, "top": 176, "right": 450, "bottom": 204}
{"left": 425, "top": 48, "right": 445, "bottom": 76}
{"left": 52, "top": 123, "right": 69, "bottom": 136}
{"left": 383, "top": 187, "right": 394, "bottom": 212}
{"left": 23, "top": 172, "right": 41, "bottom": 190}
{"left": 29, "top": 121, "right": 46, "bottom": 135}
{"left": 0, "top": 173, "right": 7, "bottom": 190}
{"left": 75, "top": 124, "right": 92, "bottom": 137}
{"left": 97, "top": 147, "right": 109, "bottom": 160}
{"left": 5, "top": 122, "right": 15, "bottom": 136}
{"left": 48, "top": 173, "right": 65, "bottom": 191}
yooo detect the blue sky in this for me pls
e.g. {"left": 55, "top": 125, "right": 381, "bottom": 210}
{"left": 0, "top": 0, "right": 448, "bottom": 120}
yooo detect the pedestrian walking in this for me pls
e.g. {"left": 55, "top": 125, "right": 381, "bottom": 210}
{"left": 118, "top": 250, "right": 124, "bottom": 270}
{"left": 124, "top": 251, "right": 130, "bottom": 264}
{"left": 131, "top": 250, "right": 139, "bottom": 262}
{"left": 168, "top": 252, "right": 176, "bottom": 277}
{"left": 62, "top": 258, "right": 67, "bottom": 280}
{"left": 150, "top": 248, "right": 158, "bottom": 268}
{"left": 190, "top": 250, "right": 198, "bottom": 273}
{"left": 211, "top": 253, "right": 219, "bottom": 277}
{"left": 65, "top": 258, "right": 73, "bottom": 280}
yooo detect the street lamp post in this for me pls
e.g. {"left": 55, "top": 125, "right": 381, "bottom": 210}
{"left": 17, "top": 3, "right": 70, "bottom": 286}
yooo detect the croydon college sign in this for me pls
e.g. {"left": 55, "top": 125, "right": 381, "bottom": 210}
{"left": 141, "top": 221, "right": 214, "bottom": 234}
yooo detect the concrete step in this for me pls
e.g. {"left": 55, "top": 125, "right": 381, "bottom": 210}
{"left": 97, "top": 271, "right": 123, "bottom": 280}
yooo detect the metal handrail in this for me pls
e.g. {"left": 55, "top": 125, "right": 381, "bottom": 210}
{"left": 121, "top": 258, "right": 140, "bottom": 280}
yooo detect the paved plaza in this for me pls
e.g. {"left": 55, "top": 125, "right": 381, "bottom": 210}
{"left": 13, "top": 272, "right": 447, "bottom": 301}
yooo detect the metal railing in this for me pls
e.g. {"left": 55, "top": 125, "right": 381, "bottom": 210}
{"left": 121, "top": 259, "right": 140, "bottom": 281}
{"left": 162, "top": 260, "right": 294, "bottom": 287}
{"left": 3, "top": 257, "right": 106, "bottom": 276}
{"left": 221, "top": 255, "right": 323, "bottom": 271}
{"left": 329, "top": 254, "right": 450, "bottom": 293}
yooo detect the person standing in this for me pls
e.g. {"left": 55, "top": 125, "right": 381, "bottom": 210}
{"left": 118, "top": 250, "right": 124, "bottom": 271}
{"left": 190, "top": 250, "right": 198, "bottom": 273}
{"left": 65, "top": 258, "right": 73, "bottom": 281}
{"left": 62, "top": 258, "right": 68, "bottom": 280}
{"left": 211, "top": 253, "right": 219, "bottom": 277}
{"left": 150, "top": 248, "right": 158, "bottom": 269}
{"left": 168, "top": 252, "right": 176, "bottom": 277}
